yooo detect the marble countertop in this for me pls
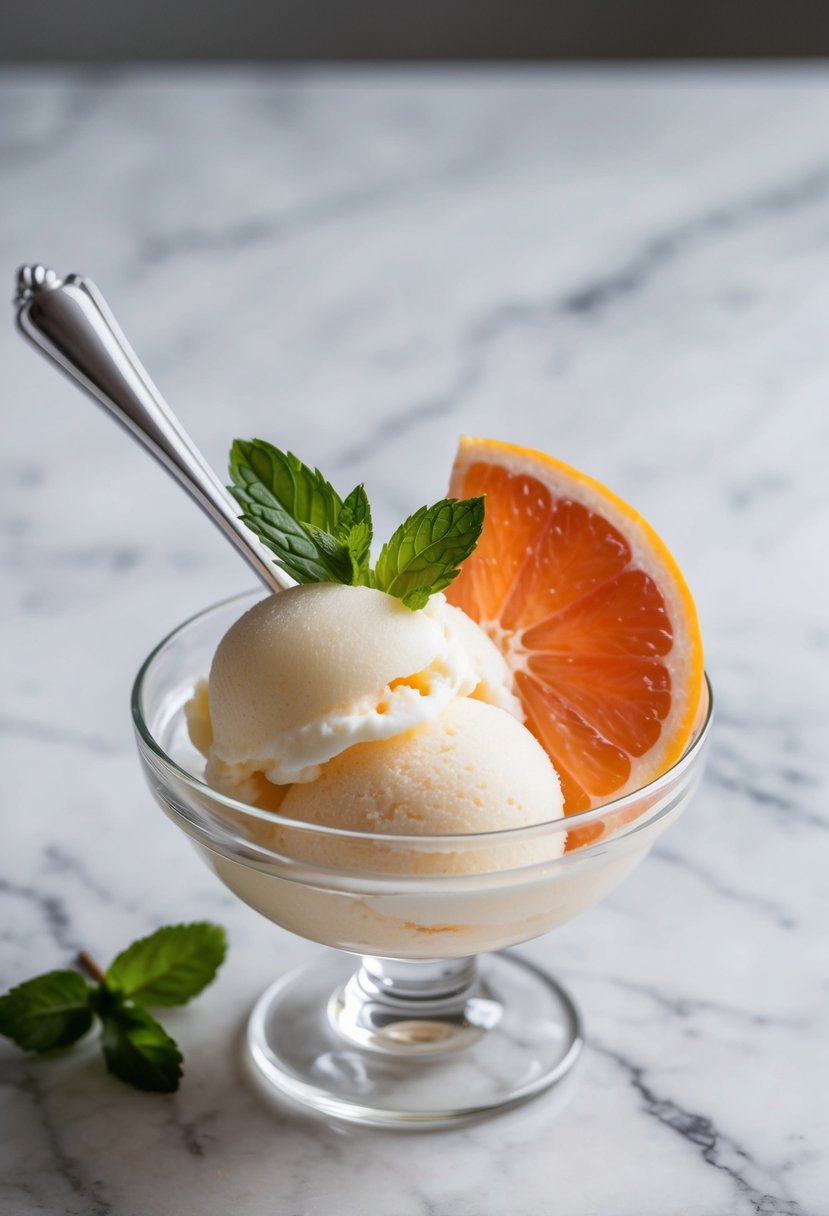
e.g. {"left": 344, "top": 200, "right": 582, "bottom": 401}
{"left": 1, "top": 66, "right": 826, "bottom": 1215}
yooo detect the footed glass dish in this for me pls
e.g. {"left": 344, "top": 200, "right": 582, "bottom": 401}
{"left": 133, "top": 590, "right": 712, "bottom": 1128}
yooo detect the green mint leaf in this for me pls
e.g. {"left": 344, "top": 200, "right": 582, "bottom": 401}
{"left": 106, "top": 923, "right": 226, "bottom": 1007}
{"left": 231, "top": 439, "right": 342, "bottom": 531}
{"left": 0, "top": 970, "right": 93, "bottom": 1052}
{"left": 345, "top": 521, "right": 373, "bottom": 585}
{"left": 304, "top": 524, "right": 354, "bottom": 585}
{"left": 374, "top": 496, "right": 485, "bottom": 607}
{"left": 229, "top": 439, "right": 352, "bottom": 585}
{"left": 401, "top": 587, "right": 433, "bottom": 611}
{"left": 337, "top": 485, "right": 373, "bottom": 585}
{"left": 337, "top": 484, "right": 372, "bottom": 536}
{"left": 100, "top": 1004, "right": 182, "bottom": 1093}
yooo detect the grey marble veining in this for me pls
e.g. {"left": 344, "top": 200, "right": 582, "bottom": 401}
{"left": 1, "top": 66, "right": 827, "bottom": 1215}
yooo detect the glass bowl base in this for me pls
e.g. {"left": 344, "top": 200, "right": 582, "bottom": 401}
{"left": 246, "top": 950, "right": 583, "bottom": 1129}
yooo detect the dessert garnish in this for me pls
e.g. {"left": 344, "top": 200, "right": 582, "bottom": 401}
{"left": 229, "top": 439, "right": 485, "bottom": 608}
{"left": 184, "top": 433, "right": 705, "bottom": 862}
{"left": 0, "top": 922, "right": 226, "bottom": 1093}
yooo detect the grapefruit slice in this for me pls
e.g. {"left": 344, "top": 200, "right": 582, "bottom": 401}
{"left": 446, "top": 437, "right": 704, "bottom": 844}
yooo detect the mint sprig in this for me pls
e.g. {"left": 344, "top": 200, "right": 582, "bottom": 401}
{"left": 229, "top": 439, "right": 484, "bottom": 607}
{"left": 0, "top": 922, "right": 226, "bottom": 1093}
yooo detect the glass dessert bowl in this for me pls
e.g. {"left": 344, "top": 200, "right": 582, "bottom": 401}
{"left": 133, "top": 590, "right": 712, "bottom": 1128}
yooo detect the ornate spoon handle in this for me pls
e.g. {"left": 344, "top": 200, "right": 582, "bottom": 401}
{"left": 14, "top": 264, "right": 291, "bottom": 593}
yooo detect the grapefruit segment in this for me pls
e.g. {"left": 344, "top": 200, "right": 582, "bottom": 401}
{"left": 447, "top": 464, "right": 552, "bottom": 626}
{"left": 525, "top": 653, "right": 671, "bottom": 755}
{"left": 503, "top": 498, "right": 631, "bottom": 631}
{"left": 446, "top": 437, "right": 704, "bottom": 841}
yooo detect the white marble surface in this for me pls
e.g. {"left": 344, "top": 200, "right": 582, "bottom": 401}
{"left": 1, "top": 66, "right": 827, "bottom": 1215}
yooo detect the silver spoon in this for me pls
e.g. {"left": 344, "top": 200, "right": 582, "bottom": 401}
{"left": 14, "top": 263, "right": 292, "bottom": 594}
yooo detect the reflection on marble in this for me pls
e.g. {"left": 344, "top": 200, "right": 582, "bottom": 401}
{"left": 1, "top": 66, "right": 826, "bottom": 1215}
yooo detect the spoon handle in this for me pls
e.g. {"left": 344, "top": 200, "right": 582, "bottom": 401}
{"left": 14, "top": 264, "right": 291, "bottom": 594}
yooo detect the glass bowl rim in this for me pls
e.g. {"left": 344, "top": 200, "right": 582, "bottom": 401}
{"left": 132, "top": 588, "right": 714, "bottom": 849}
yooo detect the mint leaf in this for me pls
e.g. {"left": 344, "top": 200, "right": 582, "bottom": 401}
{"left": 400, "top": 586, "right": 433, "bottom": 610}
{"left": 100, "top": 1004, "right": 182, "bottom": 1093}
{"left": 303, "top": 524, "right": 353, "bottom": 585}
{"left": 106, "top": 923, "right": 226, "bottom": 1007}
{"left": 345, "top": 521, "right": 373, "bottom": 585}
{"left": 374, "top": 496, "right": 485, "bottom": 607}
{"left": 231, "top": 439, "right": 342, "bottom": 531}
{"left": 337, "top": 484, "right": 371, "bottom": 536}
{"left": 337, "top": 485, "right": 372, "bottom": 585}
{"left": 229, "top": 439, "right": 350, "bottom": 584}
{"left": 0, "top": 971, "right": 93, "bottom": 1052}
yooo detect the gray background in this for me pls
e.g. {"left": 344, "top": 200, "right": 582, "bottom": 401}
{"left": 4, "top": 0, "right": 829, "bottom": 60}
